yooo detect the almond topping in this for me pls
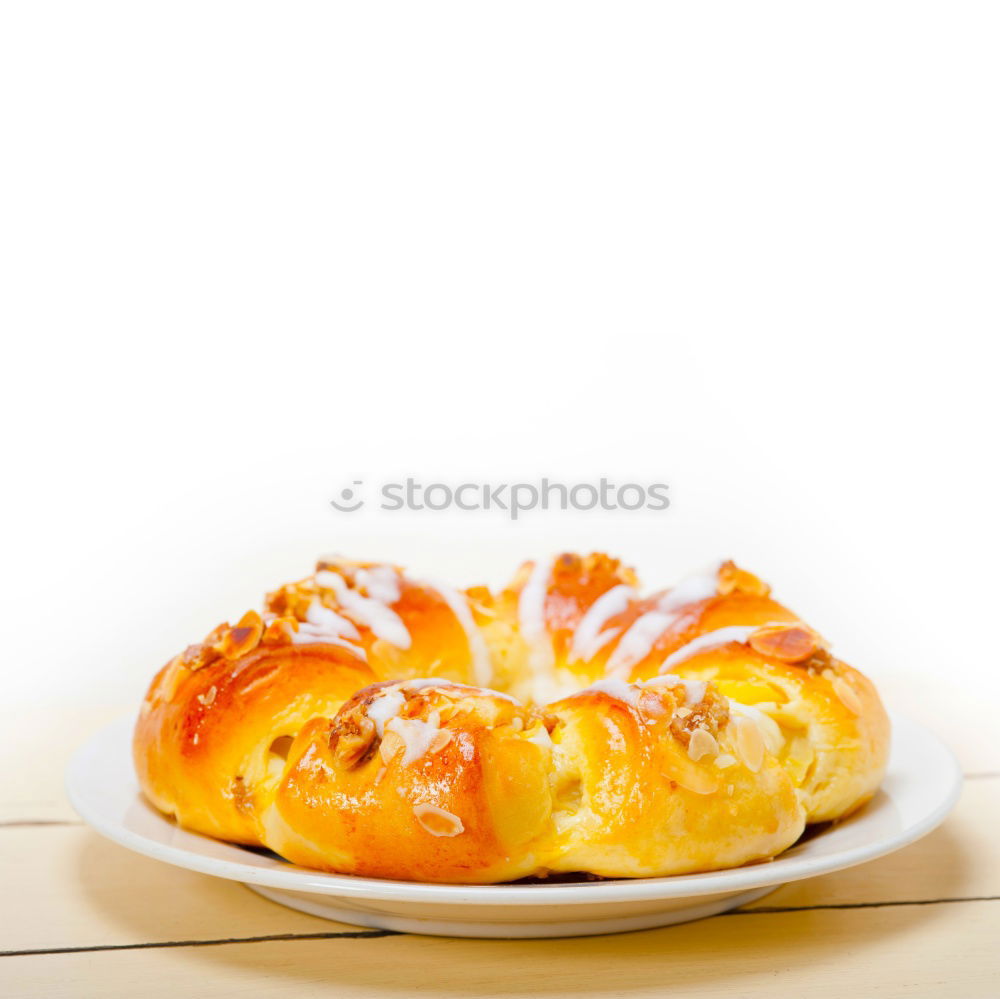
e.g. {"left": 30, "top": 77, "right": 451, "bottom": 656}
{"left": 687, "top": 727, "right": 719, "bottom": 762}
{"left": 429, "top": 729, "right": 454, "bottom": 754}
{"left": 413, "top": 803, "right": 465, "bottom": 837}
{"left": 734, "top": 716, "right": 765, "bottom": 772}
{"left": 718, "top": 561, "right": 771, "bottom": 597}
{"left": 832, "top": 675, "right": 862, "bottom": 715}
{"left": 379, "top": 730, "right": 405, "bottom": 764}
{"left": 714, "top": 753, "right": 738, "bottom": 769}
{"left": 332, "top": 713, "right": 376, "bottom": 767}
{"left": 674, "top": 706, "right": 693, "bottom": 719}
{"left": 748, "top": 624, "right": 818, "bottom": 664}
{"left": 220, "top": 610, "right": 264, "bottom": 660}
{"left": 262, "top": 616, "right": 297, "bottom": 646}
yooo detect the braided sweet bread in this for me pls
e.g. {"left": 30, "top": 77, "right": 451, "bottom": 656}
{"left": 134, "top": 554, "right": 889, "bottom": 883}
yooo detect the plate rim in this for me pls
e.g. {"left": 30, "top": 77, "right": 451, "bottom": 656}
{"left": 66, "top": 711, "right": 962, "bottom": 906}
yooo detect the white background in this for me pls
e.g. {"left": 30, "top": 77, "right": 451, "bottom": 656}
{"left": 1, "top": 3, "right": 997, "bottom": 764}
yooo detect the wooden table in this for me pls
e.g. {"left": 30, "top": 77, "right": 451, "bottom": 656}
{"left": 2, "top": 703, "right": 997, "bottom": 998}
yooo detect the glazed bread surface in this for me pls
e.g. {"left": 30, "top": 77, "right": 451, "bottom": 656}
{"left": 133, "top": 553, "right": 890, "bottom": 882}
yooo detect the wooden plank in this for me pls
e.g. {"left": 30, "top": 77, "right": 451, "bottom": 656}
{"left": 744, "top": 775, "right": 998, "bottom": 909}
{"left": 2, "top": 901, "right": 997, "bottom": 999}
{"left": 1, "top": 777, "right": 995, "bottom": 955}
{"left": 0, "top": 706, "right": 126, "bottom": 823}
{"left": 0, "top": 825, "right": 356, "bottom": 954}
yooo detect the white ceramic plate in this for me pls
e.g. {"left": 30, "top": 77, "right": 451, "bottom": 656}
{"left": 67, "top": 713, "right": 960, "bottom": 939}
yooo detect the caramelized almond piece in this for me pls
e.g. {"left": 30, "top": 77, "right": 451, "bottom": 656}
{"left": 413, "top": 803, "right": 464, "bottom": 837}
{"left": 220, "top": 610, "right": 264, "bottom": 660}
{"left": 718, "top": 561, "right": 771, "bottom": 597}
{"left": 262, "top": 616, "right": 297, "bottom": 645}
{"left": 180, "top": 641, "right": 222, "bottom": 671}
{"left": 748, "top": 624, "right": 818, "bottom": 664}
{"left": 332, "top": 713, "right": 376, "bottom": 767}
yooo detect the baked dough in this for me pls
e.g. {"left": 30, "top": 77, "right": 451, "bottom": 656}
{"left": 134, "top": 555, "right": 889, "bottom": 882}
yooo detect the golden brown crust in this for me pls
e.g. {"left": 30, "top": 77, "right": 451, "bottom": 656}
{"left": 133, "top": 553, "right": 891, "bottom": 882}
{"left": 264, "top": 682, "right": 556, "bottom": 883}
{"left": 543, "top": 679, "right": 805, "bottom": 877}
{"left": 630, "top": 625, "right": 891, "bottom": 822}
{"left": 265, "top": 559, "right": 488, "bottom": 685}
{"left": 133, "top": 613, "right": 377, "bottom": 844}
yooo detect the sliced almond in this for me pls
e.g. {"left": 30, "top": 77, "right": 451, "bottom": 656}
{"left": 832, "top": 675, "right": 862, "bottom": 715}
{"left": 674, "top": 706, "right": 693, "bottom": 719}
{"left": 714, "top": 753, "right": 738, "bottom": 769}
{"left": 263, "top": 616, "right": 297, "bottom": 646}
{"left": 158, "top": 659, "right": 194, "bottom": 701}
{"left": 687, "top": 727, "right": 719, "bottom": 762}
{"left": 196, "top": 685, "right": 217, "bottom": 707}
{"left": 718, "top": 561, "right": 770, "bottom": 597}
{"left": 179, "top": 641, "right": 222, "bottom": 672}
{"left": 220, "top": 610, "right": 264, "bottom": 660}
{"left": 429, "top": 729, "right": 454, "bottom": 754}
{"left": 379, "top": 730, "right": 405, "bottom": 764}
{"left": 734, "top": 716, "right": 765, "bottom": 773}
{"left": 748, "top": 623, "right": 818, "bottom": 664}
{"left": 413, "top": 803, "right": 465, "bottom": 837}
{"left": 674, "top": 770, "right": 720, "bottom": 795}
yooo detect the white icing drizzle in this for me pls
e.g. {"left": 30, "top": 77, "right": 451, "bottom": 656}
{"left": 286, "top": 603, "right": 367, "bottom": 658}
{"left": 570, "top": 584, "right": 636, "bottom": 662}
{"left": 576, "top": 676, "right": 643, "bottom": 708}
{"left": 305, "top": 598, "right": 361, "bottom": 640}
{"left": 354, "top": 565, "right": 401, "bottom": 604}
{"left": 517, "top": 557, "right": 553, "bottom": 642}
{"left": 642, "top": 674, "right": 707, "bottom": 706}
{"left": 364, "top": 678, "right": 522, "bottom": 745}
{"left": 386, "top": 716, "right": 441, "bottom": 764}
{"left": 401, "top": 678, "right": 447, "bottom": 691}
{"left": 603, "top": 563, "right": 723, "bottom": 674}
{"left": 366, "top": 688, "right": 406, "bottom": 737}
{"left": 289, "top": 625, "right": 368, "bottom": 658}
{"left": 424, "top": 578, "right": 493, "bottom": 686}
{"left": 401, "top": 677, "right": 521, "bottom": 704}
{"left": 660, "top": 625, "right": 757, "bottom": 671}
{"left": 315, "top": 567, "right": 412, "bottom": 650}
{"left": 550, "top": 673, "right": 709, "bottom": 716}
{"left": 657, "top": 562, "right": 723, "bottom": 614}
{"left": 363, "top": 678, "right": 528, "bottom": 765}
{"left": 605, "top": 610, "right": 676, "bottom": 673}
